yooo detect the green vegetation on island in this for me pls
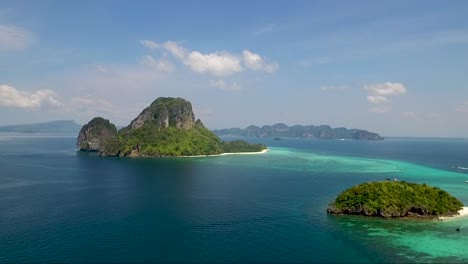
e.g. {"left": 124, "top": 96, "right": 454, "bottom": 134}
{"left": 327, "top": 181, "right": 463, "bottom": 219}
{"left": 102, "top": 123, "right": 224, "bottom": 156}
{"left": 221, "top": 140, "right": 266, "bottom": 153}
{"left": 77, "top": 97, "right": 267, "bottom": 157}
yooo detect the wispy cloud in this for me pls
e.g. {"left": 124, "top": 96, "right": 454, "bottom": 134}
{"left": 140, "top": 39, "right": 159, "bottom": 49}
{"left": 364, "top": 82, "right": 407, "bottom": 112}
{"left": 367, "top": 95, "right": 389, "bottom": 104}
{"left": 140, "top": 40, "right": 279, "bottom": 76}
{"left": 242, "top": 50, "right": 279, "bottom": 73}
{"left": 141, "top": 55, "right": 174, "bottom": 72}
{"left": 364, "top": 82, "right": 406, "bottom": 96}
{"left": 0, "top": 24, "right": 35, "bottom": 50}
{"left": 210, "top": 80, "right": 241, "bottom": 91}
{"left": 0, "top": 84, "right": 61, "bottom": 109}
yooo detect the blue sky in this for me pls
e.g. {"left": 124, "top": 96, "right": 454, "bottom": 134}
{"left": 1, "top": 0, "right": 468, "bottom": 137}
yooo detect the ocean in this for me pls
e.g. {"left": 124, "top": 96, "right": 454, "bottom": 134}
{"left": 0, "top": 133, "right": 467, "bottom": 263}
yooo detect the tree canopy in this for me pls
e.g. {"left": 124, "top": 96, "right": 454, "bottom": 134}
{"left": 102, "top": 123, "right": 266, "bottom": 157}
{"left": 328, "top": 181, "right": 463, "bottom": 219}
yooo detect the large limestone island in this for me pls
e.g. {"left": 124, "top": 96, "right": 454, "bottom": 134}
{"left": 214, "top": 123, "right": 383, "bottom": 140}
{"left": 77, "top": 97, "right": 266, "bottom": 157}
{"left": 327, "top": 181, "right": 464, "bottom": 219}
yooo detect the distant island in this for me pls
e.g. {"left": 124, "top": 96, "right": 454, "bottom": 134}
{"left": 0, "top": 120, "right": 82, "bottom": 133}
{"left": 77, "top": 97, "right": 266, "bottom": 157}
{"left": 213, "top": 123, "right": 383, "bottom": 140}
{"left": 327, "top": 181, "right": 464, "bottom": 219}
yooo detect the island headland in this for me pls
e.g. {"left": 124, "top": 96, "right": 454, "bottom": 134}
{"left": 213, "top": 123, "right": 383, "bottom": 140}
{"left": 327, "top": 181, "right": 464, "bottom": 220}
{"left": 77, "top": 97, "right": 266, "bottom": 157}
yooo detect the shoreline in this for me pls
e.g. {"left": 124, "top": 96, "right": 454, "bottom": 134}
{"left": 438, "top": 207, "right": 468, "bottom": 221}
{"left": 181, "top": 148, "right": 269, "bottom": 158}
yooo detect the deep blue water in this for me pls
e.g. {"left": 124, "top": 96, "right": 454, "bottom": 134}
{"left": 1, "top": 133, "right": 467, "bottom": 263}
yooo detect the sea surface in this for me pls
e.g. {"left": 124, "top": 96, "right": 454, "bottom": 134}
{"left": 1, "top": 132, "right": 467, "bottom": 263}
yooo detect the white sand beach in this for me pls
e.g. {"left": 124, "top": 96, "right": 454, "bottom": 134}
{"left": 217, "top": 148, "right": 269, "bottom": 156}
{"left": 438, "top": 207, "right": 468, "bottom": 221}
{"left": 181, "top": 148, "right": 269, "bottom": 158}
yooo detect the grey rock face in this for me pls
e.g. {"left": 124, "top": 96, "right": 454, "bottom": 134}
{"left": 76, "top": 117, "right": 117, "bottom": 151}
{"left": 125, "top": 97, "right": 196, "bottom": 132}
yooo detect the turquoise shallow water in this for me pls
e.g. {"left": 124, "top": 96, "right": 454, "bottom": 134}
{"left": 0, "top": 133, "right": 467, "bottom": 263}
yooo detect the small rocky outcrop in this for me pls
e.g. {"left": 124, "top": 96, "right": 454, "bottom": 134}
{"left": 76, "top": 117, "right": 117, "bottom": 151}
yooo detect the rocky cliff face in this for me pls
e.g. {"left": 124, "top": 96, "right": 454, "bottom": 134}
{"left": 76, "top": 117, "right": 117, "bottom": 151}
{"left": 125, "top": 97, "right": 195, "bottom": 132}
{"left": 349, "top": 129, "right": 383, "bottom": 140}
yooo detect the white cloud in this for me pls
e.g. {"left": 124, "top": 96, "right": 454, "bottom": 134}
{"left": 364, "top": 82, "right": 406, "bottom": 96}
{"left": 141, "top": 40, "right": 186, "bottom": 59}
{"left": 367, "top": 95, "right": 389, "bottom": 104}
{"left": 140, "top": 40, "right": 159, "bottom": 49}
{"left": 0, "top": 24, "right": 35, "bottom": 50}
{"left": 186, "top": 50, "right": 243, "bottom": 76}
{"left": 364, "top": 82, "right": 407, "bottom": 112}
{"left": 141, "top": 55, "right": 174, "bottom": 72}
{"left": 320, "top": 85, "right": 348, "bottom": 91}
{"left": 210, "top": 80, "right": 241, "bottom": 91}
{"left": 242, "top": 50, "right": 279, "bottom": 73}
{"left": 0, "top": 84, "right": 61, "bottom": 109}
{"left": 140, "top": 40, "right": 278, "bottom": 76}
{"left": 161, "top": 41, "right": 187, "bottom": 60}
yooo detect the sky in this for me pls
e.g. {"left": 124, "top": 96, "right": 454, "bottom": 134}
{"left": 1, "top": 0, "right": 468, "bottom": 137}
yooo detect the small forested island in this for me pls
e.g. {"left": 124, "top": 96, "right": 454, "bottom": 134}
{"left": 327, "top": 181, "right": 464, "bottom": 219}
{"left": 213, "top": 123, "right": 383, "bottom": 140}
{"left": 77, "top": 97, "right": 266, "bottom": 157}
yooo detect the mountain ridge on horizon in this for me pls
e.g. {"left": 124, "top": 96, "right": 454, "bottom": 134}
{"left": 213, "top": 123, "right": 384, "bottom": 140}
{"left": 0, "top": 120, "right": 82, "bottom": 133}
